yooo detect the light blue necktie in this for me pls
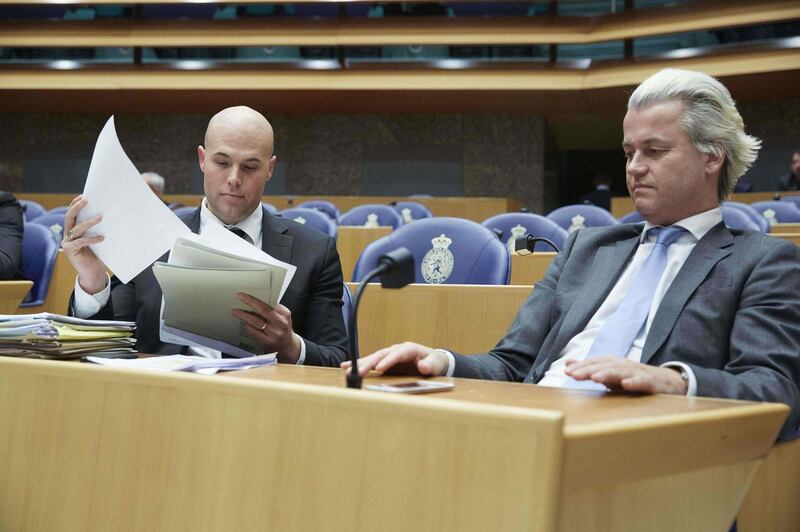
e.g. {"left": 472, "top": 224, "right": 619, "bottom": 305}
{"left": 564, "top": 226, "right": 685, "bottom": 390}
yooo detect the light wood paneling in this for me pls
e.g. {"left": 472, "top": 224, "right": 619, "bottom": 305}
{"left": 0, "top": 358, "right": 787, "bottom": 532}
{"left": 1, "top": 1, "right": 797, "bottom": 46}
{"left": 739, "top": 436, "right": 800, "bottom": 532}
{"left": 510, "top": 252, "right": 555, "bottom": 286}
{"left": 347, "top": 282, "right": 531, "bottom": 355}
{"left": 337, "top": 226, "right": 392, "bottom": 282}
{"left": 774, "top": 232, "right": 800, "bottom": 245}
{"left": 770, "top": 223, "right": 800, "bottom": 234}
{"left": 0, "top": 281, "right": 32, "bottom": 313}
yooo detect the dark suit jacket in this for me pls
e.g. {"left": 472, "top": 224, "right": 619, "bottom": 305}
{"left": 777, "top": 172, "right": 800, "bottom": 191}
{"left": 77, "top": 207, "right": 348, "bottom": 366}
{"left": 578, "top": 187, "right": 612, "bottom": 211}
{"left": 0, "top": 191, "right": 24, "bottom": 281}
{"left": 452, "top": 222, "right": 800, "bottom": 437}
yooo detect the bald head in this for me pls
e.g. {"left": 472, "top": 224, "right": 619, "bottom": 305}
{"left": 199, "top": 106, "right": 277, "bottom": 225}
{"left": 204, "top": 106, "right": 274, "bottom": 158}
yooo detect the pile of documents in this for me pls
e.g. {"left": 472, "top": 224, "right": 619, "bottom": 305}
{"left": 0, "top": 313, "right": 136, "bottom": 359}
{"left": 85, "top": 353, "right": 277, "bottom": 374}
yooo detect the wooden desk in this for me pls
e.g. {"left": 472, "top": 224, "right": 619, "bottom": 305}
{"left": 337, "top": 226, "right": 393, "bottom": 281}
{"left": 347, "top": 283, "right": 531, "bottom": 355}
{"left": 0, "top": 280, "right": 32, "bottom": 313}
{"left": 774, "top": 232, "right": 800, "bottom": 246}
{"left": 510, "top": 252, "right": 555, "bottom": 286}
{"left": 0, "top": 358, "right": 787, "bottom": 532}
{"left": 770, "top": 223, "right": 800, "bottom": 234}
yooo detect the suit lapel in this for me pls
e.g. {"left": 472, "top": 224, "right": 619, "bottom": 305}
{"left": 261, "top": 209, "right": 293, "bottom": 263}
{"left": 548, "top": 233, "right": 641, "bottom": 358}
{"left": 640, "top": 222, "right": 733, "bottom": 364}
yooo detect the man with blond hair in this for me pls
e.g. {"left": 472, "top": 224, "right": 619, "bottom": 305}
{"left": 348, "top": 69, "right": 800, "bottom": 438}
{"left": 63, "top": 106, "right": 348, "bottom": 366}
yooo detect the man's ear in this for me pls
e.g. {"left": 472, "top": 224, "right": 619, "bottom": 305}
{"left": 706, "top": 145, "right": 725, "bottom": 176}
{"left": 197, "top": 145, "right": 206, "bottom": 172}
{"left": 266, "top": 155, "right": 277, "bottom": 182}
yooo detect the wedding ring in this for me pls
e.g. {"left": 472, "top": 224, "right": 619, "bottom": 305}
{"left": 65, "top": 229, "right": 75, "bottom": 241}
{"left": 260, "top": 320, "right": 269, "bottom": 331}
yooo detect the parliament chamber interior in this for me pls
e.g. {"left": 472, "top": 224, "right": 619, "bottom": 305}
{"left": 1, "top": 1, "right": 799, "bottom": 531}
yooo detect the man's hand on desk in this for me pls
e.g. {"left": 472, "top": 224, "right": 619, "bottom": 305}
{"left": 233, "top": 292, "right": 302, "bottom": 364}
{"left": 62, "top": 195, "right": 108, "bottom": 294}
{"left": 341, "top": 342, "right": 449, "bottom": 377}
{"left": 564, "top": 357, "right": 688, "bottom": 395}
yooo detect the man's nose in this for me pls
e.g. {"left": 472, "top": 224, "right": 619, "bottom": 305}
{"left": 627, "top": 153, "right": 647, "bottom": 177}
{"left": 226, "top": 167, "right": 241, "bottom": 186}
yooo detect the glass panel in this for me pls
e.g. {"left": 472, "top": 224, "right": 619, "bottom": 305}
{"left": 557, "top": 41, "right": 625, "bottom": 60}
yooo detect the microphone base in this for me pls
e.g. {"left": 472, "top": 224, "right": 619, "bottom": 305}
{"left": 346, "top": 372, "right": 362, "bottom": 389}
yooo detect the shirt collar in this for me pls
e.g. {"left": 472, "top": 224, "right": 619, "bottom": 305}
{"left": 199, "top": 198, "right": 263, "bottom": 245}
{"left": 640, "top": 207, "right": 722, "bottom": 243}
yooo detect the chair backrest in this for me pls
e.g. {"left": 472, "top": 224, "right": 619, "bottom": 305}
{"left": 339, "top": 204, "right": 404, "bottom": 229}
{"left": 279, "top": 207, "right": 337, "bottom": 239}
{"left": 29, "top": 213, "right": 66, "bottom": 240}
{"left": 19, "top": 200, "right": 46, "bottom": 221}
{"left": 618, "top": 211, "right": 645, "bottom": 224}
{"left": 391, "top": 201, "right": 433, "bottom": 223}
{"left": 261, "top": 202, "right": 278, "bottom": 215}
{"left": 481, "top": 212, "right": 568, "bottom": 252}
{"left": 781, "top": 195, "right": 800, "bottom": 211}
{"left": 48, "top": 206, "right": 70, "bottom": 215}
{"left": 352, "top": 217, "right": 510, "bottom": 285}
{"left": 722, "top": 201, "right": 769, "bottom": 232}
{"left": 720, "top": 204, "right": 761, "bottom": 232}
{"left": 546, "top": 204, "right": 620, "bottom": 232}
{"left": 749, "top": 201, "right": 800, "bottom": 223}
{"left": 20, "top": 223, "right": 60, "bottom": 306}
{"left": 297, "top": 200, "right": 340, "bottom": 220}
{"left": 172, "top": 206, "right": 198, "bottom": 218}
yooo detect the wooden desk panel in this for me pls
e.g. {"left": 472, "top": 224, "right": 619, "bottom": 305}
{"left": 770, "top": 223, "right": 800, "bottom": 234}
{"left": 1, "top": 358, "right": 784, "bottom": 532}
{"left": 774, "top": 232, "right": 800, "bottom": 246}
{"left": 337, "top": 226, "right": 392, "bottom": 281}
{"left": 510, "top": 252, "right": 555, "bottom": 286}
{"left": 0, "top": 281, "right": 32, "bottom": 313}
{"left": 347, "top": 283, "right": 530, "bottom": 356}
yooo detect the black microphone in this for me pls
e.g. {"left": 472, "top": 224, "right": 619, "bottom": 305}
{"left": 347, "top": 247, "right": 415, "bottom": 389}
{"left": 514, "top": 234, "right": 560, "bottom": 254}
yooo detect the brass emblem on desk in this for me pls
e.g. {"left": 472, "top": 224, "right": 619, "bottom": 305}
{"left": 421, "top": 233, "right": 454, "bottom": 284}
{"left": 568, "top": 214, "right": 586, "bottom": 233}
{"left": 508, "top": 223, "right": 527, "bottom": 252}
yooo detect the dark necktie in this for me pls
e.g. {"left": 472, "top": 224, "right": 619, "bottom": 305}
{"left": 227, "top": 226, "right": 253, "bottom": 245}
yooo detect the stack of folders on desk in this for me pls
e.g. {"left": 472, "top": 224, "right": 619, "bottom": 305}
{"left": 152, "top": 229, "right": 295, "bottom": 358}
{"left": 0, "top": 313, "right": 136, "bottom": 359}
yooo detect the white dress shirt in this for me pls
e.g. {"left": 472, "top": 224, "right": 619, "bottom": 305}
{"left": 445, "top": 207, "right": 724, "bottom": 395}
{"left": 73, "top": 199, "right": 307, "bottom": 363}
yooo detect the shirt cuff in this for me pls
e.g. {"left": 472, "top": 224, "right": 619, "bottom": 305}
{"left": 294, "top": 334, "right": 307, "bottom": 365}
{"left": 437, "top": 349, "right": 455, "bottom": 377}
{"left": 72, "top": 273, "right": 111, "bottom": 318}
{"left": 661, "top": 361, "right": 697, "bottom": 396}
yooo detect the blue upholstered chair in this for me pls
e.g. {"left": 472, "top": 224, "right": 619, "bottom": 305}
{"left": 546, "top": 204, "right": 619, "bottom": 232}
{"left": 482, "top": 212, "right": 567, "bottom": 252}
{"left": 29, "top": 212, "right": 67, "bottom": 240}
{"left": 48, "top": 206, "right": 70, "bottom": 215}
{"left": 279, "top": 207, "right": 337, "bottom": 239}
{"left": 618, "top": 211, "right": 644, "bottom": 224}
{"left": 780, "top": 195, "right": 800, "bottom": 211}
{"left": 19, "top": 200, "right": 46, "bottom": 221}
{"left": 297, "top": 200, "right": 340, "bottom": 220}
{"left": 339, "top": 204, "right": 404, "bottom": 229}
{"left": 20, "top": 223, "right": 60, "bottom": 307}
{"left": 172, "top": 206, "right": 197, "bottom": 218}
{"left": 261, "top": 202, "right": 278, "bottom": 215}
{"left": 342, "top": 283, "right": 355, "bottom": 348}
{"left": 720, "top": 204, "right": 761, "bottom": 231}
{"left": 391, "top": 201, "right": 433, "bottom": 223}
{"left": 722, "top": 202, "right": 769, "bottom": 232}
{"left": 749, "top": 200, "right": 800, "bottom": 223}
{"left": 352, "top": 217, "right": 510, "bottom": 285}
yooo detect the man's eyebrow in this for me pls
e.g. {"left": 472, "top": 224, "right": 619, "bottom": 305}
{"left": 621, "top": 137, "right": 670, "bottom": 148}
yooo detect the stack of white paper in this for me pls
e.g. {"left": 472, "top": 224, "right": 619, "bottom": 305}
{"left": 153, "top": 223, "right": 296, "bottom": 358}
{"left": 85, "top": 353, "right": 277, "bottom": 374}
{"left": 0, "top": 313, "right": 136, "bottom": 359}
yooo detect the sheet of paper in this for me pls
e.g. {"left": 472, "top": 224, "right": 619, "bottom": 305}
{"left": 153, "top": 263, "right": 272, "bottom": 355}
{"left": 85, "top": 353, "right": 277, "bottom": 374}
{"left": 76, "top": 116, "right": 191, "bottom": 283}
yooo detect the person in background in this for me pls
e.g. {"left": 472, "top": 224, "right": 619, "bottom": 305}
{"left": 0, "top": 190, "right": 23, "bottom": 280}
{"left": 347, "top": 68, "right": 800, "bottom": 439}
{"left": 141, "top": 171, "right": 167, "bottom": 201}
{"left": 62, "top": 106, "right": 349, "bottom": 366}
{"left": 776, "top": 148, "right": 800, "bottom": 191}
{"left": 579, "top": 174, "right": 613, "bottom": 211}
